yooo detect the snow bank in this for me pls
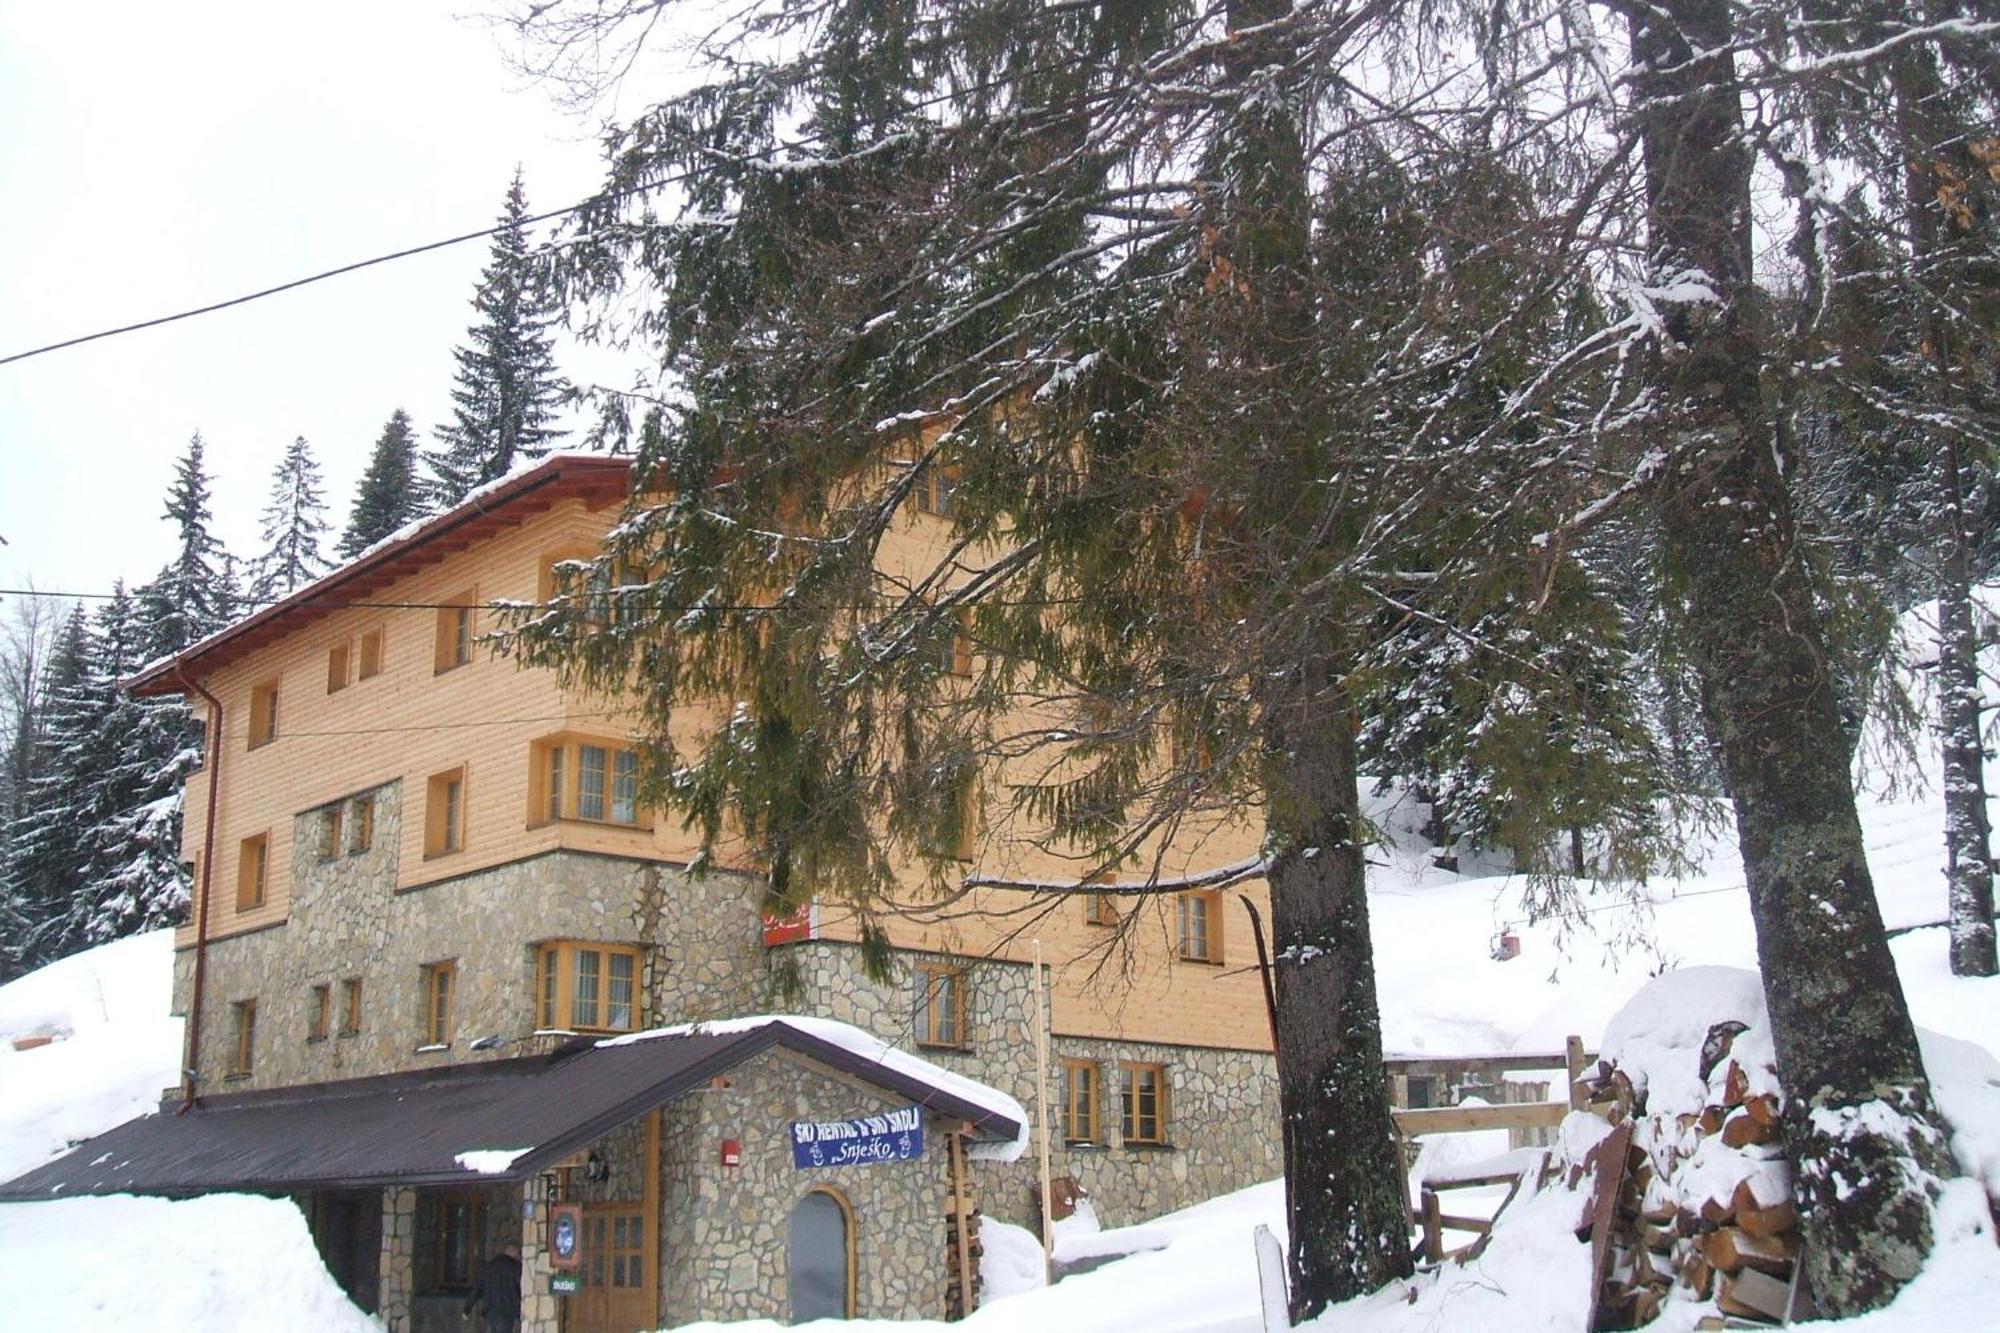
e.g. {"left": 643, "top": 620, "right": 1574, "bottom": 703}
{"left": 0, "top": 930, "right": 181, "bottom": 1183}
{"left": 977, "top": 1218, "right": 1049, "bottom": 1302}
{"left": 601, "top": 1014, "right": 1031, "bottom": 1162}
{"left": 0, "top": 1193, "right": 379, "bottom": 1331}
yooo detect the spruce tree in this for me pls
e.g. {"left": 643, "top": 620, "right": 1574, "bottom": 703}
{"left": 249, "top": 436, "right": 332, "bottom": 603}
{"left": 0, "top": 605, "right": 90, "bottom": 978}
{"left": 339, "top": 409, "right": 424, "bottom": 558}
{"left": 138, "top": 432, "right": 232, "bottom": 657}
{"left": 427, "top": 173, "right": 571, "bottom": 507}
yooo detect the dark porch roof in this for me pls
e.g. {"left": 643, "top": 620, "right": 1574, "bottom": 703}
{"left": 0, "top": 1021, "right": 1021, "bottom": 1201}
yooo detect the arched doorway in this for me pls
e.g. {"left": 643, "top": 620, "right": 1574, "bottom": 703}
{"left": 787, "top": 1187, "right": 855, "bottom": 1322}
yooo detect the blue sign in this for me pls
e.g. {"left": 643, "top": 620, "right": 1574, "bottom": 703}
{"left": 791, "top": 1105, "right": 925, "bottom": 1168}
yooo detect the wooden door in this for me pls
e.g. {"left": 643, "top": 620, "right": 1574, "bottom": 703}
{"left": 573, "top": 1202, "right": 651, "bottom": 1333}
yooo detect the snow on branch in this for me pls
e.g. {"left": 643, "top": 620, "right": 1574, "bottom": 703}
{"left": 962, "top": 855, "right": 1267, "bottom": 896}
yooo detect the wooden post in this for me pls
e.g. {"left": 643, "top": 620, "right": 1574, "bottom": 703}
{"left": 1421, "top": 1188, "right": 1444, "bottom": 1263}
{"left": 948, "top": 1129, "right": 974, "bottom": 1319}
{"left": 1566, "top": 1034, "right": 1588, "bottom": 1112}
{"left": 1033, "top": 939, "right": 1054, "bottom": 1281}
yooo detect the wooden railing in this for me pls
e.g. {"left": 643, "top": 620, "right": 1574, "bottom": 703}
{"left": 1385, "top": 1036, "right": 1595, "bottom": 1262}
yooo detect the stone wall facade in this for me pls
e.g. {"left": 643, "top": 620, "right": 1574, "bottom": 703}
{"left": 776, "top": 940, "right": 1283, "bottom": 1231}
{"left": 657, "top": 1046, "right": 952, "bottom": 1325}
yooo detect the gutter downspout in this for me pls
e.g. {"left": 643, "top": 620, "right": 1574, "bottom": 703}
{"left": 176, "top": 667, "right": 223, "bottom": 1114}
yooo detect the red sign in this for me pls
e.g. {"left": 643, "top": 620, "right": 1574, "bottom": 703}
{"left": 761, "top": 903, "right": 817, "bottom": 947}
{"left": 720, "top": 1138, "right": 742, "bottom": 1167}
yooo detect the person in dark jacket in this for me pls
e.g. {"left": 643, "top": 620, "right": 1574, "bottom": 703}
{"left": 464, "top": 1242, "right": 523, "bottom": 1333}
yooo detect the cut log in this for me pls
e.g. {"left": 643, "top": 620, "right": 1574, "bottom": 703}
{"left": 1730, "top": 1182, "right": 1798, "bottom": 1240}
{"left": 1721, "top": 1061, "right": 1749, "bottom": 1109}
{"left": 1718, "top": 1267, "right": 1793, "bottom": 1321}
{"left": 1742, "top": 1092, "right": 1781, "bottom": 1127}
{"left": 1720, "top": 1109, "right": 1781, "bottom": 1149}
{"left": 1680, "top": 1251, "right": 1716, "bottom": 1300}
{"left": 1701, "top": 1225, "right": 1798, "bottom": 1276}
{"left": 1696, "top": 1105, "right": 1726, "bottom": 1137}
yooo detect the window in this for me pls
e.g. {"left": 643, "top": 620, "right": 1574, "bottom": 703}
{"left": 532, "top": 738, "right": 647, "bottom": 828}
{"left": 421, "top": 961, "right": 456, "bottom": 1047}
{"left": 434, "top": 590, "right": 475, "bottom": 673}
{"left": 1406, "top": 1075, "right": 1438, "bottom": 1110}
{"left": 348, "top": 795, "right": 375, "bottom": 855}
{"left": 422, "top": 1192, "right": 488, "bottom": 1291}
{"left": 1121, "top": 1062, "right": 1168, "bottom": 1145}
{"left": 326, "top": 643, "right": 350, "bottom": 694}
{"left": 307, "top": 984, "right": 330, "bottom": 1042}
{"left": 1083, "top": 876, "right": 1118, "bottom": 926}
{"left": 236, "top": 834, "right": 269, "bottom": 912}
{"left": 229, "top": 999, "right": 256, "bottom": 1077}
{"left": 319, "top": 804, "right": 343, "bottom": 861}
{"left": 941, "top": 610, "right": 974, "bottom": 678}
{"left": 340, "top": 977, "right": 363, "bottom": 1036}
{"left": 915, "top": 963, "right": 967, "bottom": 1049}
{"left": 248, "top": 680, "right": 280, "bottom": 749}
{"left": 1062, "top": 1058, "right": 1102, "bottom": 1144}
{"left": 915, "top": 466, "right": 958, "bottom": 517}
{"left": 1176, "top": 891, "right": 1222, "bottom": 963}
{"left": 426, "top": 768, "right": 466, "bottom": 858}
{"left": 923, "top": 768, "right": 979, "bottom": 862}
{"left": 357, "top": 628, "right": 384, "bottom": 679}
{"left": 535, "top": 942, "right": 641, "bottom": 1033}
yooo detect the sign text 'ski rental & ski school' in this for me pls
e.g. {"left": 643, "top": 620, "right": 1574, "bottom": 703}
{"left": 791, "top": 1105, "right": 925, "bottom": 1168}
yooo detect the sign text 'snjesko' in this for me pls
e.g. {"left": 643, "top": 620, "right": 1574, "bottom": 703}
{"left": 790, "top": 1105, "right": 924, "bottom": 1168}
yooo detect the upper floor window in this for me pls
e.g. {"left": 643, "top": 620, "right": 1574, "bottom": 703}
{"left": 536, "top": 941, "right": 641, "bottom": 1033}
{"left": 434, "top": 591, "right": 475, "bottom": 673}
{"left": 318, "top": 804, "right": 344, "bottom": 861}
{"left": 248, "top": 680, "right": 280, "bottom": 749}
{"left": 236, "top": 833, "right": 269, "bottom": 912}
{"left": 1082, "top": 876, "right": 1119, "bottom": 926}
{"left": 1062, "top": 1058, "right": 1102, "bottom": 1144}
{"left": 421, "top": 960, "right": 456, "bottom": 1048}
{"left": 425, "top": 767, "right": 466, "bottom": 858}
{"left": 532, "top": 737, "right": 646, "bottom": 828}
{"left": 915, "top": 963, "right": 968, "bottom": 1050}
{"left": 1176, "top": 891, "right": 1222, "bottom": 964}
{"left": 358, "top": 627, "right": 384, "bottom": 679}
{"left": 915, "top": 466, "right": 959, "bottom": 518}
{"left": 349, "top": 794, "right": 376, "bottom": 854}
{"left": 941, "top": 610, "right": 974, "bottom": 678}
{"left": 327, "top": 642, "right": 351, "bottom": 694}
{"left": 1121, "top": 1062, "right": 1169, "bottom": 1145}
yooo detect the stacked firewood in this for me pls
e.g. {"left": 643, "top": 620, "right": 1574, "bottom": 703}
{"left": 1578, "top": 1028, "right": 1806, "bottom": 1328}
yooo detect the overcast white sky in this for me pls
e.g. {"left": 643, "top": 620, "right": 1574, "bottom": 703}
{"left": 0, "top": 2, "right": 668, "bottom": 613}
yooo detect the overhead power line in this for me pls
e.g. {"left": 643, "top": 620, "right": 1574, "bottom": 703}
{"left": 0, "top": 12, "right": 1218, "bottom": 369}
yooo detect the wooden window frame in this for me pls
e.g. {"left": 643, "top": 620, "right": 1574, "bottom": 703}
{"left": 433, "top": 589, "right": 476, "bottom": 674}
{"left": 915, "top": 466, "right": 959, "bottom": 518}
{"left": 421, "top": 960, "right": 456, "bottom": 1048}
{"left": 1082, "top": 875, "right": 1118, "bottom": 926}
{"left": 348, "top": 794, "right": 375, "bottom": 855}
{"left": 1061, "top": 1058, "right": 1102, "bottom": 1145}
{"left": 248, "top": 680, "right": 280, "bottom": 749}
{"left": 229, "top": 999, "right": 256, "bottom": 1077}
{"left": 1120, "top": 1062, "right": 1169, "bottom": 1146}
{"left": 236, "top": 833, "right": 269, "bottom": 912}
{"left": 914, "top": 963, "right": 968, "bottom": 1050}
{"left": 534, "top": 941, "right": 643, "bottom": 1034}
{"left": 1175, "top": 890, "right": 1223, "bottom": 964}
{"left": 326, "top": 642, "right": 350, "bottom": 694}
{"left": 423, "top": 1191, "right": 489, "bottom": 1292}
{"left": 357, "top": 627, "right": 384, "bottom": 680}
{"left": 425, "top": 767, "right": 467, "bottom": 859}
{"left": 941, "top": 609, "right": 974, "bottom": 678}
{"left": 318, "top": 804, "right": 343, "bottom": 861}
{"left": 339, "top": 977, "right": 363, "bottom": 1037}
{"left": 307, "top": 984, "right": 330, "bottom": 1042}
{"left": 529, "top": 736, "right": 651, "bottom": 830}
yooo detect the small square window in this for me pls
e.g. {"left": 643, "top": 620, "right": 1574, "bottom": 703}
{"left": 307, "top": 984, "right": 330, "bottom": 1042}
{"left": 434, "top": 592, "right": 475, "bottom": 673}
{"left": 248, "top": 680, "right": 280, "bottom": 749}
{"left": 357, "top": 628, "right": 384, "bottom": 679}
{"left": 339, "top": 977, "right": 363, "bottom": 1036}
{"left": 916, "top": 466, "right": 958, "bottom": 517}
{"left": 348, "top": 795, "right": 375, "bottom": 855}
{"left": 1121, "top": 1062, "right": 1168, "bottom": 1145}
{"left": 916, "top": 963, "right": 968, "bottom": 1049}
{"left": 426, "top": 768, "right": 466, "bottom": 858}
{"left": 229, "top": 999, "right": 257, "bottom": 1077}
{"left": 236, "top": 834, "right": 269, "bottom": 912}
{"left": 421, "top": 961, "right": 456, "bottom": 1047}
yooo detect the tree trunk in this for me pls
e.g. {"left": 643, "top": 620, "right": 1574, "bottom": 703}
{"left": 1261, "top": 668, "right": 1414, "bottom": 1322}
{"left": 1630, "top": 0, "right": 1956, "bottom": 1313}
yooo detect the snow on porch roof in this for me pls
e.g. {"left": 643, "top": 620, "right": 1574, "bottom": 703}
{"left": 126, "top": 452, "right": 634, "bottom": 697}
{"left": 0, "top": 1019, "right": 1024, "bottom": 1200}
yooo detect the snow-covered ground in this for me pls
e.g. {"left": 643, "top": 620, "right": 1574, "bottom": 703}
{"left": 1, "top": 642, "right": 1995, "bottom": 1328}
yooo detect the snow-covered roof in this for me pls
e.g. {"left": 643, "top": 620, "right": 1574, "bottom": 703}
{"left": 127, "top": 451, "right": 632, "bottom": 695}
